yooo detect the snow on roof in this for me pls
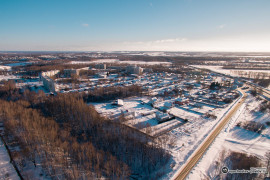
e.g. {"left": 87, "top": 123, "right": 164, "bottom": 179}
{"left": 155, "top": 111, "right": 170, "bottom": 120}
{"left": 117, "top": 99, "right": 124, "bottom": 106}
{"left": 175, "top": 98, "right": 182, "bottom": 102}
{"left": 164, "top": 102, "right": 172, "bottom": 107}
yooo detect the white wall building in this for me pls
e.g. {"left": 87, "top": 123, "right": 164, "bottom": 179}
{"left": 41, "top": 70, "right": 60, "bottom": 92}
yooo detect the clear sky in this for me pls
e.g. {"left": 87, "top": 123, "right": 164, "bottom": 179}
{"left": 0, "top": 0, "right": 270, "bottom": 52}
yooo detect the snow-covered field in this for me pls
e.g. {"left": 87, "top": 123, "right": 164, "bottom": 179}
{"left": 192, "top": 65, "right": 270, "bottom": 76}
{"left": 187, "top": 93, "right": 270, "bottom": 179}
{"left": 0, "top": 139, "right": 19, "bottom": 180}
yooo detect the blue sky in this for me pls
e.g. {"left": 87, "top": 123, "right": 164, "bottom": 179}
{"left": 0, "top": 0, "right": 270, "bottom": 51}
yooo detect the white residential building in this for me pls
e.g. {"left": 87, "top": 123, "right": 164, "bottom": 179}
{"left": 126, "top": 65, "right": 143, "bottom": 75}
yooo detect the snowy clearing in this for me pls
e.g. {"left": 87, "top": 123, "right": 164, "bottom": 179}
{"left": 192, "top": 65, "right": 270, "bottom": 77}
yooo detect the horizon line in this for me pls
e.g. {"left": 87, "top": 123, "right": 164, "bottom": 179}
{"left": 1, "top": 50, "right": 270, "bottom": 54}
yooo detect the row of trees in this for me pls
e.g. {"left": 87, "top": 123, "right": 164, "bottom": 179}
{"left": 230, "top": 70, "right": 270, "bottom": 79}
{"left": 223, "top": 64, "right": 270, "bottom": 71}
{"left": 236, "top": 121, "right": 266, "bottom": 134}
{"left": 82, "top": 85, "right": 143, "bottom": 102}
{"left": 14, "top": 63, "right": 88, "bottom": 77}
{"left": 254, "top": 79, "right": 270, "bottom": 88}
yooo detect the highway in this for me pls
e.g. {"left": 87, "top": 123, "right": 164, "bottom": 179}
{"left": 174, "top": 89, "right": 247, "bottom": 180}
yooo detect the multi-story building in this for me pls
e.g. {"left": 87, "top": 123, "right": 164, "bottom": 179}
{"left": 126, "top": 65, "right": 143, "bottom": 75}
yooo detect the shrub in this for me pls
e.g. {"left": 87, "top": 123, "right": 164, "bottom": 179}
{"left": 250, "top": 89, "right": 257, "bottom": 97}
{"left": 238, "top": 121, "right": 266, "bottom": 134}
{"left": 259, "top": 101, "right": 270, "bottom": 113}
{"left": 225, "top": 152, "right": 261, "bottom": 180}
{"left": 223, "top": 98, "right": 232, "bottom": 104}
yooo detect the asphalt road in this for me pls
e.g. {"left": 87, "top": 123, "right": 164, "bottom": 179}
{"left": 174, "top": 89, "right": 247, "bottom": 180}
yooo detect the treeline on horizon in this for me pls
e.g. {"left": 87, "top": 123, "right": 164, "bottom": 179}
{"left": 7, "top": 54, "right": 238, "bottom": 74}
{"left": 0, "top": 81, "right": 170, "bottom": 179}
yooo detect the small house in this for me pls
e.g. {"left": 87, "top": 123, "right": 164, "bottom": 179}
{"left": 112, "top": 99, "right": 124, "bottom": 106}
{"left": 164, "top": 102, "right": 173, "bottom": 109}
{"left": 155, "top": 112, "right": 171, "bottom": 123}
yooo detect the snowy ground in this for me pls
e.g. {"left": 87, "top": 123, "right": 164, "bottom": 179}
{"left": 161, "top": 92, "right": 242, "bottom": 180}
{"left": 0, "top": 139, "right": 20, "bottom": 180}
{"left": 192, "top": 65, "right": 270, "bottom": 77}
{"left": 186, "top": 93, "right": 270, "bottom": 180}
{"left": 91, "top": 95, "right": 225, "bottom": 136}
{"left": 91, "top": 94, "right": 242, "bottom": 180}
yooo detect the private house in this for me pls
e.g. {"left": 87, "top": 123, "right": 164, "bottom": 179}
{"left": 112, "top": 99, "right": 124, "bottom": 106}
{"left": 155, "top": 111, "right": 171, "bottom": 123}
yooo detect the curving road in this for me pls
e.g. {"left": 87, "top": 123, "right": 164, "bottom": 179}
{"left": 174, "top": 89, "right": 247, "bottom": 180}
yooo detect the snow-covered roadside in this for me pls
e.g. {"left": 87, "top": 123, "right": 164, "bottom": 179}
{"left": 162, "top": 92, "right": 243, "bottom": 180}
{"left": 187, "top": 93, "right": 270, "bottom": 179}
{"left": 0, "top": 138, "right": 20, "bottom": 180}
